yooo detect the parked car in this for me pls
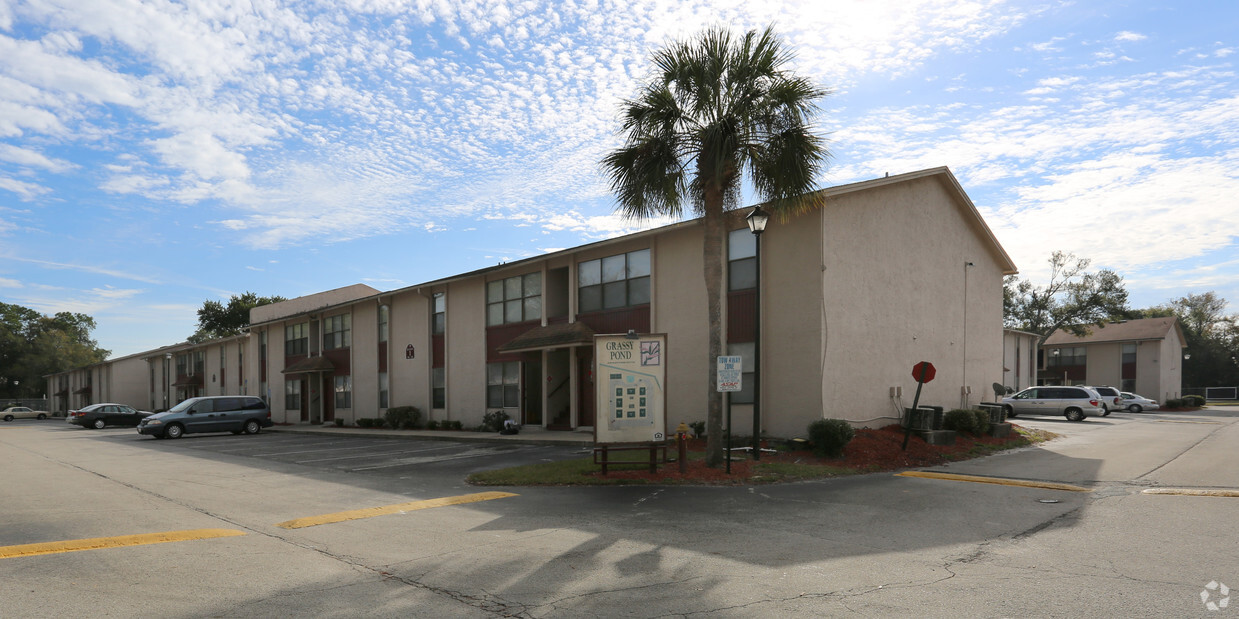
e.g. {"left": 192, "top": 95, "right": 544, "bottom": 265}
{"left": 2, "top": 406, "right": 49, "bottom": 421}
{"left": 1119, "top": 392, "right": 1160, "bottom": 413}
{"left": 1084, "top": 385, "right": 1123, "bottom": 416}
{"left": 68, "top": 403, "right": 153, "bottom": 429}
{"left": 1001, "top": 386, "right": 1104, "bottom": 422}
{"left": 137, "top": 396, "right": 272, "bottom": 439}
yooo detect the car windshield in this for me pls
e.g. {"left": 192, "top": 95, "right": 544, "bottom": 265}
{"left": 168, "top": 399, "right": 199, "bottom": 413}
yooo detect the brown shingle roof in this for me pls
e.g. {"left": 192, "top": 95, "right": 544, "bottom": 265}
{"left": 1043, "top": 316, "right": 1184, "bottom": 346}
{"left": 497, "top": 321, "right": 596, "bottom": 353}
{"left": 281, "top": 356, "right": 336, "bottom": 374}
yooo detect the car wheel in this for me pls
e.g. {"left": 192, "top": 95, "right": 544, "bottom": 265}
{"left": 3, "top": 415, "right": 13, "bottom": 422}
{"left": 92, "top": 418, "right": 106, "bottom": 429}
{"left": 164, "top": 424, "right": 184, "bottom": 439}
{"left": 243, "top": 420, "right": 261, "bottom": 435}
{"left": 1102, "top": 407, "right": 1111, "bottom": 417}
{"left": 1128, "top": 404, "right": 1142, "bottom": 413}
{"left": 1003, "top": 405, "right": 1017, "bottom": 419}
{"left": 37, "top": 413, "right": 47, "bottom": 420}
{"left": 1065, "top": 408, "right": 1085, "bottom": 422}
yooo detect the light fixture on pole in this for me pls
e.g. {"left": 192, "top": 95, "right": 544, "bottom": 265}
{"left": 745, "top": 205, "right": 769, "bottom": 460}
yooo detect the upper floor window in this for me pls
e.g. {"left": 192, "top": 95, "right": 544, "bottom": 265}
{"left": 176, "top": 354, "right": 188, "bottom": 376}
{"left": 578, "top": 249, "right": 650, "bottom": 313}
{"left": 324, "top": 314, "right": 351, "bottom": 350}
{"left": 1047, "top": 346, "right": 1087, "bottom": 367}
{"left": 728, "top": 229, "right": 756, "bottom": 291}
{"left": 487, "top": 273, "right": 541, "bottom": 326}
{"left": 433, "top": 293, "right": 446, "bottom": 334}
{"left": 378, "top": 305, "right": 389, "bottom": 343}
{"left": 285, "top": 323, "right": 308, "bottom": 356}
{"left": 1121, "top": 343, "right": 1136, "bottom": 364}
{"left": 193, "top": 351, "right": 205, "bottom": 376}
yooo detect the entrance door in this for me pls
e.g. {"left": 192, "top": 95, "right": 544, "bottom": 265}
{"left": 577, "top": 349, "right": 595, "bottom": 427}
{"left": 522, "top": 356, "right": 543, "bottom": 425}
{"left": 322, "top": 374, "right": 335, "bottom": 423}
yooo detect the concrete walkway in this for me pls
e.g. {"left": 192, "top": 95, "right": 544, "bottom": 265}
{"left": 269, "top": 424, "right": 597, "bottom": 447}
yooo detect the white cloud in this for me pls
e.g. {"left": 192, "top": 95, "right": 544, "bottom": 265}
{"left": 1115, "top": 31, "right": 1147, "bottom": 42}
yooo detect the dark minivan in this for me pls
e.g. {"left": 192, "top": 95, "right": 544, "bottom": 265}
{"left": 137, "top": 396, "right": 272, "bottom": 439}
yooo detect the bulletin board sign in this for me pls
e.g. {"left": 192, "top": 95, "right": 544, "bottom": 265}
{"left": 593, "top": 333, "right": 668, "bottom": 445}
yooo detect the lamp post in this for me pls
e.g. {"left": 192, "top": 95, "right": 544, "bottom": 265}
{"left": 164, "top": 352, "right": 172, "bottom": 410}
{"left": 745, "top": 205, "right": 769, "bottom": 460}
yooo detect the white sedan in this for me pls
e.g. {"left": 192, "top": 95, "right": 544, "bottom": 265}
{"left": 2, "top": 406, "right": 50, "bottom": 421}
{"left": 1119, "top": 392, "right": 1160, "bottom": 413}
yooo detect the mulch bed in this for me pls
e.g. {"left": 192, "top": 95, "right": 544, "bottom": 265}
{"left": 589, "top": 424, "right": 1038, "bottom": 484}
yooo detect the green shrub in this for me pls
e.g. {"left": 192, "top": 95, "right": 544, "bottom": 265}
{"left": 480, "top": 410, "right": 510, "bottom": 432}
{"left": 689, "top": 420, "right": 706, "bottom": 438}
{"left": 1164, "top": 398, "right": 1183, "bottom": 409}
{"left": 1184, "top": 394, "right": 1205, "bottom": 407}
{"left": 943, "top": 409, "right": 978, "bottom": 435}
{"left": 334, "top": 418, "right": 344, "bottom": 427}
{"left": 807, "top": 419, "right": 855, "bottom": 458}
{"left": 449, "top": 420, "right": 463, "bottom": 430}
{"left": 385, "top": 405, "right": 422, "bottom": 430}
{"left": 971, "top": 409, "right": 991, "bottom": 434}
{"left": 356, "top": 418, "right": 373, "bottom": 428}
{"left": 426, "top": 419, "right": 440, "bottom": 430}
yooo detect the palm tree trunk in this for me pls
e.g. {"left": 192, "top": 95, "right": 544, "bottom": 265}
{"left": 702, "top": 191, "right": 726, "bottom": 467}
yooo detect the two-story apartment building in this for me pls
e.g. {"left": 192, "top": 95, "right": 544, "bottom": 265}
{"left": 48, "top": 167, "right": 1019, "bottom": 436}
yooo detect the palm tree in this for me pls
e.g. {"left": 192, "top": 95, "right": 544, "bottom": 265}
{"left": 602, "top": 26, "right": 830, "bottom": 466}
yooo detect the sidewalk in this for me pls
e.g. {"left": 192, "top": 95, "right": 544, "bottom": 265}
{"left": 269, "top": 424, "right": 597, "bottom": 448}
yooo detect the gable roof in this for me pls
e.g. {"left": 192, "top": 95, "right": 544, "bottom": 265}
{"left": 1043, "top": 316, "right": 1186, "bottom": 347}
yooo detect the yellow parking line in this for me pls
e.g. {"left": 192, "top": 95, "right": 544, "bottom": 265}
{"left": 0, "top": 529, "right": 246, "bottom": 559}
{"left": 896, "top": 471, "right": 1091, "bottom": 492}
{"left": 1142, "top": 488, "right": 1239, "bottom": 498}
{"left": 275, "top": 491, "right": 518, "bottom": 529}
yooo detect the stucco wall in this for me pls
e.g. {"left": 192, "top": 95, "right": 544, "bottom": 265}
{"left": 820, "top": 175, "right": 1006, "bottom": 426}
{"left": 389, "top": 288, "right": 431, "bottom": 416}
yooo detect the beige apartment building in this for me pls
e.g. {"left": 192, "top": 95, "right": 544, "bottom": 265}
{"left": 48, "top": 167, "right": 1018, "bottom": 437}
{"left": 1040, "top": 316, "right": 1186, "bottom": 401}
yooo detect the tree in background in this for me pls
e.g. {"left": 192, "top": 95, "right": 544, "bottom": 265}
{"left": 1004, "top": 251, "right": 1130, "bottom": 345}
{"left": 0, "top": 303, "right": 109, "bottom": 399}
{"left": 602, "top": 26, "right": 830, "bottom": 466}
{"left": 190, "top": 292, "right": 286, "bottom": 343}
{"left": 1132, "top": 292, "right": 1239, "bottom": 389}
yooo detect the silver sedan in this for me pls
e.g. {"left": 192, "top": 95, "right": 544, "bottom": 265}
{"left": 1119, "top": 392, "right": 1160, "bottom": 413}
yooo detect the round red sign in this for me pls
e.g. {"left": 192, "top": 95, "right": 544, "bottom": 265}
{"left": 911, "top": 361, "right": 936, "bottom": 383}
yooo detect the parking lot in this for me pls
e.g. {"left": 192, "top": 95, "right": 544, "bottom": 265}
{"left": 4, "top": 408, "right": 1239, "bottom": 617}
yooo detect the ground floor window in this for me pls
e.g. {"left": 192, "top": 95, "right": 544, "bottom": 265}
{"left": 487, "top": 362, "right": 519, "bottom": 408}
{"left": 1121, "top": 378, "right": 1136, "bottom": 392}
{"left": 379, "top": 372, "right": 388, "bottom": 409}
{"left": 334, "top": 375, "right": 352, "bottom": 409}
{"left": 285, "top": 379, "right": 301, "bottom": 410}
{"left": 433, "top": 367, "right": 446, "bottom": 409}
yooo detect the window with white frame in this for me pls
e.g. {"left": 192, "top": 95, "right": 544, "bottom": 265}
{"left": 285, "top": 379, "right": 301, "bottom": 410}
{"left": 378, "top": 305, "right": 389, "bottom": 343}
{"left": 487, "top": 274, "right": 541, "bottom": 326}
{"left": 433, "top": 293, "right": 445, "bottom": 334}
{"left": 334, "top": 375, "right": 352, "bottom": 409}
{"left": 379, "top": 372, "right": 388, "bottom": 409}
{"left": 285, "top": 323, "right": 308, "bottom": 356}
{"left": 578, "top": 249, "right": 650, "bottom": 312}
{"left": 486, "top": 362, "right": 519, "bottom": 408}
{"left": 728, "top": 229, "right": 756, "bottom": 291}
{"left": 432, "top": 367, "right": 445, "bottom": 409}
{"left": 324, "top": 314, "right": 351, "bottom": 350}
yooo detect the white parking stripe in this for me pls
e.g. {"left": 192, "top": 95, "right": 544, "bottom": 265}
{"left": 350, "top": 446, "right": 528, "bottom": 471}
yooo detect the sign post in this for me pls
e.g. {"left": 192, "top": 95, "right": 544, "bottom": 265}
{"left": 717, "top": 355, "right": 742, "bottom": 474}
{"left": 902, "top": 361, "right": 937, "bottom": 451}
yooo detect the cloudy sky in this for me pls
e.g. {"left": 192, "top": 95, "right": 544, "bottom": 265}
{"left": 1, "top": 0, "right": 1236, "bottom": 359}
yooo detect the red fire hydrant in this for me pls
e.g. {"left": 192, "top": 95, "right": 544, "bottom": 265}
{"left": 675, "top": 422, "right": 690, "bottom": 473}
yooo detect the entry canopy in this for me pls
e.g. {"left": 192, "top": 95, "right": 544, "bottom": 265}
{"left": 497, "top": 321, "right": 596, "bottom": 354}
{"left": 281, "top": 356, "right": 336, "bottom": 374}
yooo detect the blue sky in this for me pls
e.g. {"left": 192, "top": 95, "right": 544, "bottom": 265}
{"left": 1, "top": 0, "right": 1236, "bottom": 359}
